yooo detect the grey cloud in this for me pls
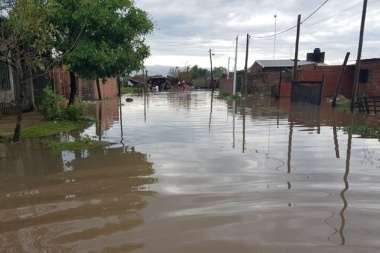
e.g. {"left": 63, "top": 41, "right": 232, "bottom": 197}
{"left": 136, "top": 0, "right": 380, "bottom": 70}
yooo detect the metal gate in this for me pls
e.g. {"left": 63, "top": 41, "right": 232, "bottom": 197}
{"left": 291, "top": 80, "right": 324, "bottom": 105}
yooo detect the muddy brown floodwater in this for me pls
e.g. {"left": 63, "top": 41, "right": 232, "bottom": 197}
{"left": 1, "top": 91, "right": 380, "bottom": 253}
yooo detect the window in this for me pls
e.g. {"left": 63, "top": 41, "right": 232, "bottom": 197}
{"left": 0, "top": 63, "right": 11, "bottom": 91}
{"left": 359, "top": 69, "right": 372, "bottom": 84}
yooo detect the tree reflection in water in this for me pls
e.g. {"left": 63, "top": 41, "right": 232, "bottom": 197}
{"left": 0, "top": 142, "right": 157, "bottom": 252}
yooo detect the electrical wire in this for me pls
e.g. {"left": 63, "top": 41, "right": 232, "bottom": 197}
{"left": 250, "top": 0, "right": 331, "bottom": 40}
{"left": 301, "top": 0, "right": 329, "bottom": 24}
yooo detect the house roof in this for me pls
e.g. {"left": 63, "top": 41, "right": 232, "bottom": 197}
{"left": 255, "top": 59, "right": 316, "bottom": 68}
{"left": 360, "top": 58, "right": 380, "bottom": 62}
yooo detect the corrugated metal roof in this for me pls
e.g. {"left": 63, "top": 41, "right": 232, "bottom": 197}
{"left": 255, "top": 60, "right": 316, "bottom": 68}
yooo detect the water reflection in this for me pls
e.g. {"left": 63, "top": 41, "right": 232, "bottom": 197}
{"left": 208, "top": 91, "right": 214, "bottom": 132}
{"left": 340, "top": 130, "right": 351, "bottom": 245}
{"left": 2, "top": 91, "right": 380, "bottom": 252}
{"left": 0, "top": 139, "right": 156, "bottom": 252}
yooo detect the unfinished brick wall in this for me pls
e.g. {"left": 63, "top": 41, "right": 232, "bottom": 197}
{"left": 219, "top": 72, "right": 282, "bottom": 94}
{"left": 357, "top": 60, "right": 380, "bottom": 97}
{"left": 219, "top": 77, "right": 233, "bottom": 93}
{"left": 248, "top": 72, "right": 281, "bottom": 93}
{"left": 297, "top": 65, "right": 355, "bottom": 98}
{"left": 53, "top": 66, "right": 118, "bottom": 101}
{"left": 92, "top": 78, "right": 118, "bottom": 100}
{"left": 53, "top": 66, "right": 71, "bottom": 97}
{"left": 250, "top": 63, "right": 263, "bottom": 73}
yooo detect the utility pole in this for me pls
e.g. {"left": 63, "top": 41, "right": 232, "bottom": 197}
{"left": 227, "top": 57, "right": 230, "bottom": 79}
{"left": 350, "top": 0, "right": 368, "bottom": 111}
{"left": 233, "top": 36, "right": 238, "bottom": 95}
{"left": 293, "top": 14, "right": 301, "bottom": 81}
{"left": 273, "top": 14, "right": 277, "bottom": 60}
{"left": 332, "top": 52, "right": 350, "bottom": 107}
{"left": 209, "top": 49, "right": 214, "bottom": 92}
{"left": 186, "top": 65, "right": 189, "bottom": 83}
{"left": 244, "top": 33, "right": 250, "bottom": 94}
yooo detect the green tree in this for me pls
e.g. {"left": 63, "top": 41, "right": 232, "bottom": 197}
{"left": 213, "top": 66, "right": 227, "bottom": 79}
{"left": 52, "top": 0, "right": 154, "bottom": 104}
{"left": 189, "top": 65, "right": 209, "bottom": 87}
{"left": 0, "top": 0, "right": 56, "bottom": 142}
{"left": 167, "top": 66, "right": 183, "bottom": 85}
{"left": 190, "top": 65, "right": 209, "bottom": 79}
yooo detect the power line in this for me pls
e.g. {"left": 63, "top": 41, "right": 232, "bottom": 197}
{"left": 303, "top": 2, "right": 362, "bottom": 29}
{"left": 301, "top": 0, "right": 329, "bottom": 24}
{"left": 148, "top": 37, "right": 236, "bottom": 47}
{"left": 250, "top": 0, "right": 335, "bottom": 40}
{"left": 213, "top": 40, "right": 236, "bottom": 59}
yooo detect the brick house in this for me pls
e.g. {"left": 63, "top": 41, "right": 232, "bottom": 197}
{"left": 276, "top": 58, "right": 380, "bottom": 98}
{"left": 0, "top": 63, "right": 37, "bottom": 114}
{"left": 220, "top": 56, "right": 380, "bottom": 100}
{"left": 219, "top": 59, "right": 316, "bottom": 94}
{"left": 355, "top": 58, "right": 380, "bottom": 97}
{"left": 53, "top": 66, "right": 119, "bottom": 101}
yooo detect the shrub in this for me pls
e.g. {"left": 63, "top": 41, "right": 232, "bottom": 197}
{"left": 40, "top": 87, "right": 85, "bottom": 121}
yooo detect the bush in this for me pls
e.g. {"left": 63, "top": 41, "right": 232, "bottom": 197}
{"left": 40, "top": 87, "right": 85, "bottom": 121}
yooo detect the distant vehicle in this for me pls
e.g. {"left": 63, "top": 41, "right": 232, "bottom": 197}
{"left": 148, "top": 76, "right": 170, "bottom": 91}
{"left": 127, "top": 79, "right": 140, "bottom": 87}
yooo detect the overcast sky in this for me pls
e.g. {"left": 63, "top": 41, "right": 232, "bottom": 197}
{"left": 134, "top": 0, "right": 380, "bottom": 75}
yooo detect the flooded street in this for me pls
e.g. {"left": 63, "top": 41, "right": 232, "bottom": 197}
{"left": 1, "top": 90, "right": 380, "bottom": 252}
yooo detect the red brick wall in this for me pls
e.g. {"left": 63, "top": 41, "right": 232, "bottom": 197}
{"left": 52, "top": 66, "right": 118, "bottom": 101}
{"left": 219, "top": 72, "right": 282, "bottom": 94}
{"left": 53, "top": 66, "right": 71, "bottom": 97}
{"left": 297, "top": 65, "right": 355, "bottom": 98}
{"left": 248, "top": 72, "right": 281, "bottom": 93}
{"left": 357, "top": 60, "right": 380, "bottom": 97}
{"left": 93, "top": 78, "right": 118, "bottom": 100}
{"left": 218, "top": 59, "right": 380, "bottom": 98}
{"left": 219, "top": 77, "right": 233, "bottom": 93}
{"left": 250, "top": 63, "right": 263, "bottom": 73}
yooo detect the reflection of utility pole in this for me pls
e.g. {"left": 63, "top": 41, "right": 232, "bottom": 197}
{"left": 119, "top": 95, "right": 125, "bottom": 151}
{"left": 287, "top": 109, "right": 294, "bottom": 174}
{"left": 97, "top": 103, "right": 102, "bottom": 141}
{"left": 233, "top": 100, "right": 236, "bottom": 149}
{"left": 144, "top": 88, "right": 147, "bottom": 122}
{"left": 208, "top": 92, "right": 214, "bottom": 132}
{"left": 242, "top": 100, "right": 246, "bottom": 153}
{"left": 339, "top": 130, "right": 352, "bottom": 245}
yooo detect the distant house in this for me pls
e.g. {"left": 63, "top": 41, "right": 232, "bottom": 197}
{"left": 53, "top": 66, "right": 118, "bottom": 101}
{"left": 219, "top": 57, "right": 326, "bottom": 95}
{"left": 0, "top": 63, "right": 16, "bottom": 109}
{"left": 0, "top": 63, "right": 37, "bottom": 114}
{"left": 251, "top": 59, "right": 317, "bottom": 73}
{"left": 273, "top": 58, "right": 380, "bottom": 99}
{"left": 357, "top": 59, "right": 380, "bottom": 96}
{"left": 148, "top": 76, "right": 169, "bottom": 91}
{"left": 178, "top": 71, "right": 192, "bottom": 83}
{"left": 306, "top": 48, "right": 326, "bottom": 63}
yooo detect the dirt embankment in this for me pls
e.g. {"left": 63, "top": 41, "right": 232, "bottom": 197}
{"left": 0, "top": 111, "right": 44, "bottom": 137}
